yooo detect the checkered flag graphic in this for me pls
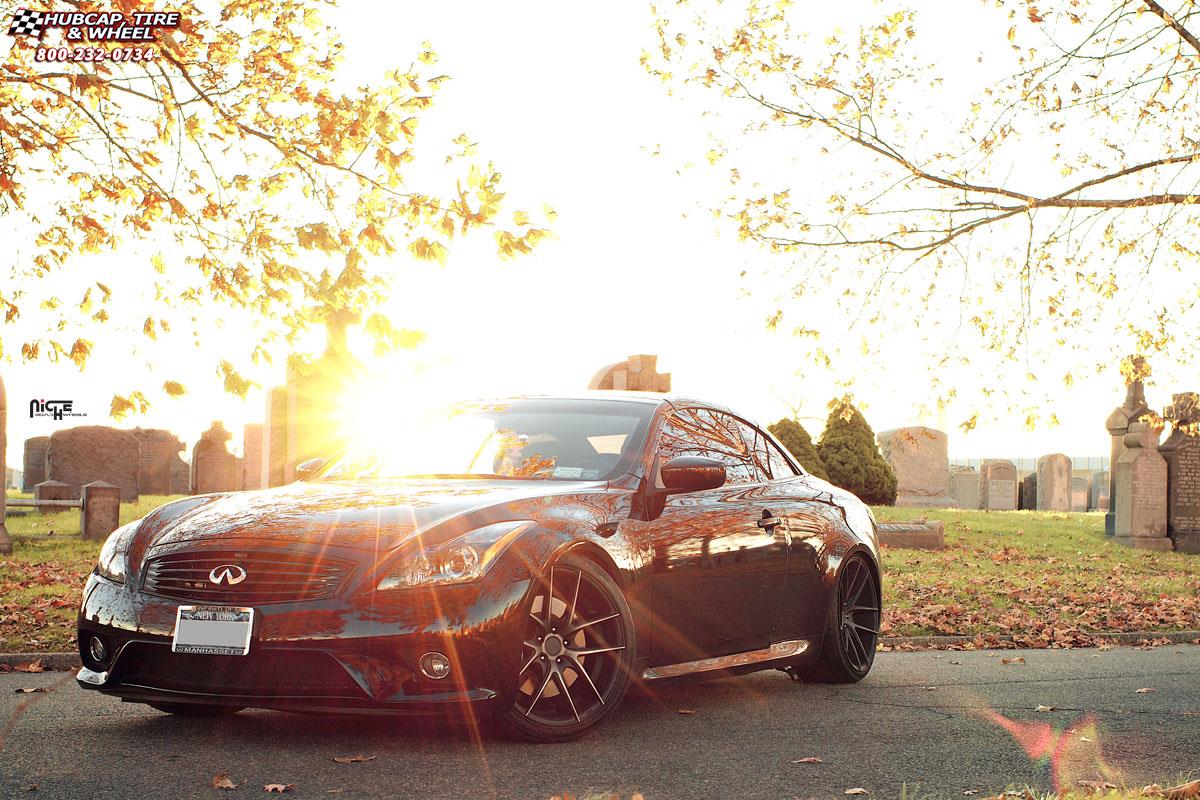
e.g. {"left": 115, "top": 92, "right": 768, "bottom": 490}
{"left": 7, "top": 9, "right": 45, "bottom": 38}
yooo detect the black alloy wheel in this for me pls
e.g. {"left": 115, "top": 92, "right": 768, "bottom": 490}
{"left": 500, "top": 555, "right": 635, "bottom": 742}
{"left": 793, "top": 554, "right": 881, "bottom": 683}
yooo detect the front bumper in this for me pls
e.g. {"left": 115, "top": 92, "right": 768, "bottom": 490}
{"left": 76, "top": 567, "right": 532, "bottom": 714}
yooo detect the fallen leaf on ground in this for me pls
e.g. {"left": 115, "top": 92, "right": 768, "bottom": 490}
{"left": 1156, "top": 779, "right": 1200, "bottom": 799}
{"left": 845, "top": 789, "right": 869, "bottom": 796}
{"left": 1080, "top": 736, "right": 1093, "bottom": 742}
{"left": 1078, "top": 781, "right": 1118, "bottom": 791}
{"left": 212, "top": 773, "right": 238, "bottom": 790}
{"left": 264, "top": 785, "right": 294, "bottom": 794}
{"left": 1135, "top": 687, "right": 1156, "bottom": 693}
{"left": 332, "top": 755, "right": 375, "bottom": 764}
{"left": 963, "top": 791, "right": 978, "bottom": 796}
{"left": 1001, "top": 657, "right": 1025, "bottom": 665}
{"left": 791, "top": 757, "right": 823, "bottom": 763}
{"left": 14, "top": 687, "right": 46, "bottom": 694}
{"left": 1035, "top": 704, "right": 1055, "bottom": 712}
{"left": 923, "top": 686, "right": 938, "bottom": 691}
{"left": 676, "top": 708, "right": 697, "bottom": 715}
{"left": 15, "top": 660, "right": 45, "bottom": 673}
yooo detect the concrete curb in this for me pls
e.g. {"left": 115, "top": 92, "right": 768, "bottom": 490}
{"left": 3, "top": 630, "right": 1198, "bottom": 671}
{"left": 880, "top": 630, "right": 1200, "bottom": 649}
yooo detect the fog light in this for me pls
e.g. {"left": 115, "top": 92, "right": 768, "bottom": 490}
{"left": 419, "top": 651, "right": 451, "bottom": 680}
{"left": 88, "top": 635, "right": 108, "bottom": 665}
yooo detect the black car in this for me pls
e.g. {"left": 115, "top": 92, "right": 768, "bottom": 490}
{"left": 77, "top": 394, "right": 881, "bottom": 742}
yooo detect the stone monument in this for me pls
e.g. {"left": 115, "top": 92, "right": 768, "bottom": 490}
{"left": 22, "top": 436, "right": 48, "bottom": 492}
{"left": 588, "top": 354, "right": 671, "bottom": 393}
{"left": 80, "top": 481, "right": 121, "bottom": 541}
{"left": 1089, "top": 471, "right": 1110, "bottom": 511}
{"left": 1160, "top": 392, "right": 1200, "bottom": 553}
{"left": 876, "top": 427, "right": 954, "bottom": 507}
{"left": 1019, "top": 472, "right": 1037, "bottom": 510}
{"left": 1113, "top": 421, "right": 1170, "bottom": 550}
{"left": 1105, "top": 363, "right": 1151, "bottom": 535}
{"left": 1070, "top": 475, "right": 1089, "bottom": 512}
{"left": 46, "top": 426, "right": 140, "bottom": 502}
{"left": 1036, "top": 453, "right": 1072, "bottom": 512}
{"left": 978, "top": 459, "right": 1018, "bottom": 510}
{"left": 191, "top": 422, "right": 242, "bottom": 494}
{"left": 130, "top": 428, "right": 186, "bottom": 495}
{"left": 948, "top": 466, "right": 978, "bottom": 509}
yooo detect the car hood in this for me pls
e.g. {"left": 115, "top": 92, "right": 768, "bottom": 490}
{"left": 143, "top": 478, "right": 603, "bottom": 552}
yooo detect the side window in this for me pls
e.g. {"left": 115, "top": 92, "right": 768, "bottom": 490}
{"left": 765, "top": 438, "right": 800, "bottom": 479}
{"left": 657, "top": 409, "right": 756, "bottom": 485}
{"left": 735, "top": 420, "right": 773, "bottom": 482}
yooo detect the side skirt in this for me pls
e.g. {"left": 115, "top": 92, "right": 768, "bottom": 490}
{"left": 641, "top": 639, "right": 809, "bottom": 680}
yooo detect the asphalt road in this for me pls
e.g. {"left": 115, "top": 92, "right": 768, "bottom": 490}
{"left": 2, "top": 646, "right": 1197, "bottom": 800}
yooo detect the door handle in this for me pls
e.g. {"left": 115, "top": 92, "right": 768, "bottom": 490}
{"left": 757, "top": 509, "right": 784, "bottom": 532}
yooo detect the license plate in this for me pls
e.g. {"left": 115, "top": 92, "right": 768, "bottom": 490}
{"left": 171, "top": 606, "right": 254, "bottom": 656}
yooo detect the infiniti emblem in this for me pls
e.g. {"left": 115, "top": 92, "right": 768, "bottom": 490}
{"left": 208, "top": 564, "right": 247, "bottom": 586}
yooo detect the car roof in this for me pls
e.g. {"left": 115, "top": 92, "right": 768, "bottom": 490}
{"left": 483, "top": 391, "right": 735, "bottom": 414}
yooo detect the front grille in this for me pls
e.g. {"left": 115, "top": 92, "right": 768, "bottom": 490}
{"left": 116, "top": 643, "right": 363, "bottom": 697}
{"left": 142, "top": 550, "right": 353, "bottom": 604}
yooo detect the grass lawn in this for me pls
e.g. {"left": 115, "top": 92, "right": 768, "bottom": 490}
{"left": 1, "top": 492, "right": 185, "bottom": 652}
{"left": 874, "top": 506, "right": 1200, "bottom": 647}
{"left": 2, "top": 493, "right": 1199, "bottom": 653}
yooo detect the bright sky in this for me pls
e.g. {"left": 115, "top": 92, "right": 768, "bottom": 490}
{"left": 5, "top": 1, "right": 1187, "bottom": 466}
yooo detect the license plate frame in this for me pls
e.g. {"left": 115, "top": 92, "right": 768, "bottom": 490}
{"left": 171, "top": 605, "right": 254, "bottom": 656}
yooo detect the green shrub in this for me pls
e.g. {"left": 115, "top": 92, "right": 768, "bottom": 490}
{"left": 817, "top": 398, "right": 897, "bottom": 505}
{"left": 768, "top": 418, "right": 829, "bottom": 480}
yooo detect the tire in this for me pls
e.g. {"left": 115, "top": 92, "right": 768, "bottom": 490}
{"left": 146, "top": 701, "right": 244, "bottom": 717}
{"left": 791, "top": 554, "right": 880, "bottom": 684}
{"left": 497, "top": 554, "right": 636, "bottom": 743}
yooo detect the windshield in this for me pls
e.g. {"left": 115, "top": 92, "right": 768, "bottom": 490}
{"left": 317, "top": 399, "right": 654, "bottom": 482}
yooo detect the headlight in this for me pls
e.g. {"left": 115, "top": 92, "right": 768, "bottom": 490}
{"left": 377, "top": 520, "right": 535, "bottom": 590}
{"left": 96, "top": 521, "right": 138, "bottom": 584}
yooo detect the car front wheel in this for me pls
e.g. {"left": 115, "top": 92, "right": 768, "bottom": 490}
{"left": 498, "top": 555, "right": 636, "bottom": 742}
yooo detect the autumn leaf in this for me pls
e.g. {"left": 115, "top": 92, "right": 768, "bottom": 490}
{"left": 332, "top": 755, "right": 375, "bottom": 764}
{"left": 211, "top": 773, "right": 238, "bottom": 790}
{"left": 676, "top": 708, "right": 697, "bottom": 716}
{"left": 1035, "top": 705, "right": 1055, "bottom": 713}
{"left": 15, "top": 660, "right": 45, "bottom": 673}
{"left": 845, "top": 789, "right": 870, "bottom": 796}
{"left": 791, "top": 757, "right": 823, "bottom": 763}
{"left": 14, "top": 687, "right": 47, "bottom": 694}
{"left": 1134, "top": 687, "right": 1156, "bottom": 693}
{"left": 264, "top": 784, "right": 295, "bottom": 794}
{"left": 1001, "top": 657, "right": 1025, "bottom": 665}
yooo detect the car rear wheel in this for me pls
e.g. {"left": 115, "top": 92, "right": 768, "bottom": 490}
{"left": 146, "top": 702, "right": 244, "bottom": 717}
{"left": 498, "top": 555, "right": 636, "bottom": 742}
{"left": 792, "top": 554, "right": 880, "bottom": 683}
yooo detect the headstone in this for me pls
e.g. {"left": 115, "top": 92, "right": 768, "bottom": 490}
{"left": 1089, "top": 471, "right": 1110, "bottom": 511}
{"left": 588, "top": 354, "right": 671, "bottom": 393}
{"left": 169, "top": 457, "right": 190, "bottom": 494}
{"left": 875, "top": 520, "right": 945, "bottom": 550}
{"left": 1036, "top": 454, "right": 1072, "bottom": 512}
{"left": 191, "top": 422, "right": 242, "bottom": 494}
{"left": 22, "top": 436, "right": 49, "bottom": 492}
{"left": 80, "top": 481, "right": 121, "bottom": 541}
{"left": 1113, "top": 421, "right": 1171, "bottom": 550}
{"left": 977, "top": 459, "right": 1017, "bottom": 510}
{"left": 1019, "top": 472, "right": 1037, "bottom": 510}
{"left": 46, "top": 426, "right": 139, "bottom": 502}
{"left": 0, "top": 375, "right": 9, "bottom": 554}
{"left": 130, "top": 428, "right": 186, "bottom": 495}
{"left": 262, "top": 385, "right": 291, "bottom": 488}
{"left": 948, "top": 466, "right": 978, "bottom": 509}
{"left": 5, "top": 467, "right": 21, "bottom": 489}
{"left": 1105, "top": 373, "right": 1151, "bottom": 535}
{"left": 1161, "top": 392, "right": 1200, "bottom": 554}
{"left": 1070, "top": 476, "right": 1089, "bottom": 512}
{"left": 876, "top": 427, "right": 954, "bottom": 507}
{"left": 242, "top": 423, "right": 264, "bottom": 491}
{"left": 34, "top": 479, "right": 73, "bottom": 513}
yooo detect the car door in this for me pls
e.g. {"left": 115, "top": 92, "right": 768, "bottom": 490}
{"left": 746, "top": 423, "right": 837, "bottom": 640}
{"left": 639, "top": 407, "right": 789, "bottom": 665}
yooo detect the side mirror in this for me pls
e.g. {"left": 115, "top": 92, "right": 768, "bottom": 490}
{"left": 661, "top": 456, "right": 726, "bottom": 493}
{"left": 295, "top": 457, "right": 326, "bottom": 479}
